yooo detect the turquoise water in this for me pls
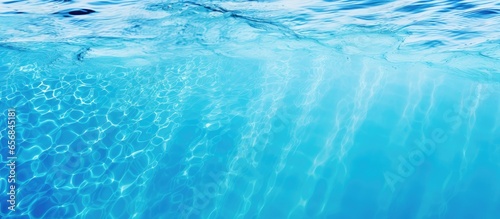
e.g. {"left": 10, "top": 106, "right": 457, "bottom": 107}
{"left": 0, "top": 0, "right": 499, "bottom": 218}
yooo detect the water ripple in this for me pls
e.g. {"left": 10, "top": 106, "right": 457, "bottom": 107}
{"left": 0, "top": 0, "right": 499, "bottom": 219}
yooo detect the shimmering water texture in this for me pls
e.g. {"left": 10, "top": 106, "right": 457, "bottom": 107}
{"left": 1, "top": 0, "right": 500, "bottom": 218}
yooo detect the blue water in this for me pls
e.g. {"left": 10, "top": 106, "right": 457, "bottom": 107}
{"left": 0, "top": 0, "right": 499, "bottom": 218}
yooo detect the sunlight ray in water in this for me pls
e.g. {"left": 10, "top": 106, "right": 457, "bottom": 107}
{"left": 0, "top": 0, "right": 499, "bottom": 218}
